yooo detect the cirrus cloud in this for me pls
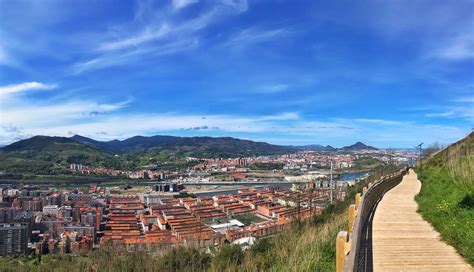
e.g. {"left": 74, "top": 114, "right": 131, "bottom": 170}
{"left": 0, "top": 82, "right": 57, "bottom": 96}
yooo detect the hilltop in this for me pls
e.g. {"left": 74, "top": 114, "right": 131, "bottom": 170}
{"left": 2, "top": 136, "right": 102, "bottom": 153}
{"left": 0, "top": 136, "right": 114, "bottom": 176}
{"left": 341, "top": 141, "right": 378, "bottom": 151}
{"left": 297, "top": 144, "right": 337, "bottom": 151}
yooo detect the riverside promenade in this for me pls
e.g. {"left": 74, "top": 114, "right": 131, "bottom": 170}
{"left": 372, "top": 170, "right": 472, "bottom": 271}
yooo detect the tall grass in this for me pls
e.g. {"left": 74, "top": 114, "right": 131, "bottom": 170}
{"left": 217, "top": 204, "right": 347, "bottom": 272}
{"left": 425, "top": 132, "right": 473, "bottom": 186}
{"left": 416, "top": 132, "right": 474, "bottom": 265}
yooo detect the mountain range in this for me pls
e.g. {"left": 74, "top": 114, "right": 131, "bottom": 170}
{"left": 0, "top": 135, "right": 377, "bottom": 176}
{"left": 1, "top": 134, "right": 378, "bottom": 155}
{"left": 69, "top": 135, "right": 298, "bottom": 155}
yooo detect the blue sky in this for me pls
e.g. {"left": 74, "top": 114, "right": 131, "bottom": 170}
{"left": 0, "top": 0, "right": 473, "bottom": 147}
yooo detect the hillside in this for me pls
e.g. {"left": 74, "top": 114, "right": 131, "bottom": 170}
{"left": 0, "top": 135, "right": 295, "bottom": 176}
{"left": 0, "top": 136, "right": 119, "bottom": 176}
{"left": 416, "top": 132, "right": 473, "bottom": 264}
{"left": 70, "top": 135, "right": 180, "bottom": 153}
{"left": 71, "top": 135, "right": 295, "bottom": 157}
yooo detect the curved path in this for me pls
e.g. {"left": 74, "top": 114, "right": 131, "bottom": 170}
{"left": 372, "top": 170, "right": 472, "bottom": 271}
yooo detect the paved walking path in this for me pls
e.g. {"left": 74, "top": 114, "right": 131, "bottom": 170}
{"left": 372, "top": 169, "right": 473, "bottom": 271}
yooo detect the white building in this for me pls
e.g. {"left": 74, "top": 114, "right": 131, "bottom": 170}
{"left": 43, "top": 205, "right": 59, "bottom": 216}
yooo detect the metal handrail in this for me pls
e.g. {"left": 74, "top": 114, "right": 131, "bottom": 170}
{"left": 336, "top": 169, "right": 406, "bottom": 272}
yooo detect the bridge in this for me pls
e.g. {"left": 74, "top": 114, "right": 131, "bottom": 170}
{"left": 336, "top": 169, "right": 473, "bottom": 271}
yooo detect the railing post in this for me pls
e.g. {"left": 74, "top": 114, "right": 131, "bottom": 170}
{"left": 348, "top": 204, "right": 356, "bottom": 233}
{"left": 355, "top": 193, "right": 361, "bottom": 210}
{"left": 336, "top": 231, "right": 349, "bottom": 272}
{"left": 362, "top": 186, "right": 368, "bottom": 195}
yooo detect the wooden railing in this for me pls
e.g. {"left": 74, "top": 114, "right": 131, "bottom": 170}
{"left": 336, "top": 170, "right": 406, "bottom": 272}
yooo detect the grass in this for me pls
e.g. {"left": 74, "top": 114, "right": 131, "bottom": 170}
{"left": 352, "top": 157, "right": 380, "bottom": 169}
{"left": 416, "top": 132, "right": 474, "bottom": 265}
{"left": 233, "top": 214, "right": 267, "bottom": 225}
{"left": 243, "top": 209, "right": 346, "bottom": 272}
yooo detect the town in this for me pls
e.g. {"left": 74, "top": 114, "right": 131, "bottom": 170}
{"left": 0, "top": 148, "right": 417, "bottom": 257}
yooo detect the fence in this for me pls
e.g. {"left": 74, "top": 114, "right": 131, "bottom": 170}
{"left": 336, "top": 169, "right": 406, "bottom": 272}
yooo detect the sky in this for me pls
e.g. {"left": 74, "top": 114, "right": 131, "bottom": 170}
{"left": 0, "top": 0, "right": 473, "bottom": 148}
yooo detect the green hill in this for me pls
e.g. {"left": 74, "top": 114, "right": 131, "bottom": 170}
{"left": 341, "top": 141, "right": 378, "bottom": 151}
{"left": 0, "top": 135, "right": 295, "bottom": 177}
{"left": 0, "top": 136, "right": 116, "bottom": 176}
{"left": 416, "top": 132, "right": 474, "bottom": 264}
{"left": 70, "top": 134, "right": 295, "bottom": 157}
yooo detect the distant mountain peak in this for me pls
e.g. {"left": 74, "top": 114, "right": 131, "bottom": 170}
{"left": 342, "top": 141, "right": 377, "bottom": 150}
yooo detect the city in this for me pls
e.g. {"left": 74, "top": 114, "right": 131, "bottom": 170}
{"left": 0, "top": 0, "right": 472, "bottom": 271}
{"left": 0, "top": 145, "right": 417, "bottom": 257}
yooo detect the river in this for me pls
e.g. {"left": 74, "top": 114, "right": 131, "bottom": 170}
{"left": 194, "top": 170, "right": 370, "bottom": 197}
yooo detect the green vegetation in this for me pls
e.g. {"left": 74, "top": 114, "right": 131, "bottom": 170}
{"left": 233, "top": 214, "right": 266, "bottom": 225}
{"left": 0, "top": 136, "right": 136, "bottom": 176}
{"left": 416, "top": 132, "right": 474, "bottom": 265}
{"left": 0, "top": 135, "right": 293, "bottom": 178}
{"left": 249, "top": 162, "right": 284, "bottom": 171}
{"left": 352, "top": 156, "right": 380, "bottom": 169}
{"left": 0, "top": 246, "right": 211, "bottom": 272}
{"left": 0, "top": 165, "right": 399, "bottom": 272}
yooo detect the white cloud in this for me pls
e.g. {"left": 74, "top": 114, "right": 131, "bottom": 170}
{"left": 1, "top": 99, "right": 130, "bottom": 126}
{"left": 222, "top": 0, "right": 248, "bottom": 13}
{"left": 258, "top": 112, "right": 298, "bottom": 121}
{"left": 425, "top": 111, "right": 456, "bottom": 118}
{"left": 0, "top": 82, "right": 465, "bottom": 147}
{"left": 73, "top": 0, "right": 248, "bottom": 74}
{"left": 73, "top": 38, "right": 198, "bottom": 74}
{"left": 0, "top": 82, "right": 56, "bottom": 96}
{"left": 454, "top": 96, "right": 474, "bottom": 103}
{"left": 351, "top": 118, "right": 404, "bottom": 126}
{"left": 431, "top": 34, "right": 474, "bottom": 61}
{"left": 173, "top": 0, "right": 199, "bottom": 10}
{"left": 257, "top": 84, "right": 289, "bottom": 94}
{"left": 98, "top": 24, "right": 171, "bottom": 52}
{"left": 0, "top": 42, "right": 9, "bottom": 64}
{"left": 0, "top": 95, "right": 469, "bottom": 147}
{"left": 0, "top": 111, "right": 292, "bottom": 144}
{"left": 224, "top": 27, "right": 288, "bottom": 48}
{"left": 425, "top": 107, "right": 474, "bottom": 121}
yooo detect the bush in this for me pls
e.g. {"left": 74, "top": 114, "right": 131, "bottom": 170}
{"left": 211, "top": 244, "right": 244, "bottom": 271}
